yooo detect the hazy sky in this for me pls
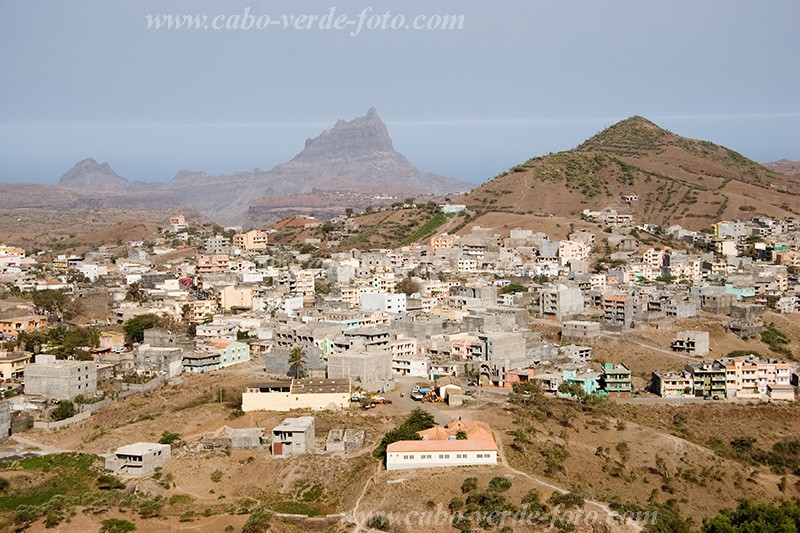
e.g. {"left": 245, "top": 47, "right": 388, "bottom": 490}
{"left": 1, "top": 0, "right": 798, "bottom": 184}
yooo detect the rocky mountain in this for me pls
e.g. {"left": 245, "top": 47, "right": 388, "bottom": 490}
{"left": 765, "top": 159, "right": 800, "bottom": 175}
{"left": 57, "top": 158, "right": 129, "bottom": 190}
{"left": 165, "top": 108, "right": 469, "bottom": 224}
{"left": 462, "top": 116, "right": 799, "bottom": 229}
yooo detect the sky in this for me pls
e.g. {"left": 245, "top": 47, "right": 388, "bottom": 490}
{"left": 0, "top": 0, "right": 798, "bottom": 185}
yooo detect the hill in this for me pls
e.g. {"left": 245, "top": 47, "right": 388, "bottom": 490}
{"left": 766, "top": 159, "right": 800, "bottom": 175}
{"left": 462, "top": 116, "right": 798, "bottom": 229}
{"left": 57, "top": 158, "right": 129, "bottom": 190}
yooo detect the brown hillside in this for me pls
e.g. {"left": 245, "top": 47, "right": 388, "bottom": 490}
{"left": 463, "top": 116, "right": 798, "bottom": 229}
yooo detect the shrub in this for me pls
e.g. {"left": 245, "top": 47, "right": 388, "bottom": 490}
{"left": 488, "top": 476, "right": 512, "bottom": 492}
{"left": 158, "top": 431, "right": 181, "bottom": 445}
{"left": 367, "top": 513, "right": 391, "bottom": 531}
{"left": 100, "top": 518, "right": 137, "bottom": 533}
{"left": 51, "top": 400, "right": 76, "bottom": 421}
{"left": 242, "top": 507, "right": 272, "bottom": 533}
{"left": 461, "top": 477, "right": 479, "bottom": 494}
{"left": 210, "top": 470, "right": 223, "bottom": 482}
{"left": 97, "top": 474, "right": 125, "bottom": 490}
{"left": 548, "top": 491, "right": 585, "bottom": 509}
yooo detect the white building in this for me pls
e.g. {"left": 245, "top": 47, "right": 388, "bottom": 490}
{"left": 360, "top": 292, "right": 406, "bottom": 314}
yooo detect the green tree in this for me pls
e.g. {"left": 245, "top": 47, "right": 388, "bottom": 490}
{"left": 700, "top": 499, "right": 800, "bottom": 532}
{"left": 32, "top": 289, "right": 80, "bottom": 321}
{"left": 51, "top": 400, "right": 76, "bottom": 421}
{"left": 125, "top": 282, "right": 148, "bottom": 303}
{"left": 288, "top": 346, "right": 307, "bottom": 378}
{"left": 158, "top": 432, "right": 181, "bottom": 445}
{"left": 499, "top": 282, "right": 526, "bottom": 294}
{"left": 455, "top": 430, "right": 468, "bottom": 440}
{"left": 123, "top": 314, "right": 161, "bottom": 343}
{"left": 242, "top": 507, "right": 271, "bottom": 533}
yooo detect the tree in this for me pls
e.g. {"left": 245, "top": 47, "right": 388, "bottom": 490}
{"left": 455, "top": 430, "right": 468, "bottom": 440}
{"left": 700, "top": 499, "right": 800, "bottom": 532}
{"left": 158, "top": 432, "right": 181, "bottom": 445}
{"left": 123, "top": 314, "right": 161, "bottom": 344}
{"left": 558, "top": 381, "right": 588, "bottom": 403}
{"left": 100, "top": 518, "right": 136, "bottom": 533}
{"left": 288, "top": 346, "right": 307, "bottom": 378}
{"left": 125, "top": 282, "right": 148, "bottom": 304}
{"left": 499, "top": 283, "right": 526, "bottom": 294}
{"left": 396, "top": 276, "right": 421, "bottom": 297}
{"left": 242, "top": 507, "right": 272, "bottom": 533}
{"left": 32, "top": 289, "right": 80, "bottom": 321}
{"left": 51, "top": 400, "right": 76, "bottom": 421}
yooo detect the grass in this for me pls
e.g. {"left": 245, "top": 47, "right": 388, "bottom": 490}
{"left": 399, "top": 212, "right": 448, "bottom": 245}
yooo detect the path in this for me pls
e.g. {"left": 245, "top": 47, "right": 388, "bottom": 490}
{"left": 493, "top": 430, "right": 643, "bottom": 533}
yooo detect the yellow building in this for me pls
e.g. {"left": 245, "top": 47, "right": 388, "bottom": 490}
{"left": 0, "top": 352, "right": 32, "bottom": 380}
{"left": 233, "top": 230, "right": 269, "bottom": 251}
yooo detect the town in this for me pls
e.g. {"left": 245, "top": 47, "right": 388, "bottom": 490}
{"left": 0, "top": 204, "right": 798, "bottom": 531}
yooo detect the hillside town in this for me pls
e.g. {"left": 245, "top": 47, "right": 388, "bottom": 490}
{"left": 1, "top": 205, "right": 798, "bottom": 425}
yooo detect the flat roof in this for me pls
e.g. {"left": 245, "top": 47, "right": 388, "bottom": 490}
{"left": 292, "top": 378, "right": 350, "bottom": 394}
{"left": 115, "top": 442, "right": 169, "bottom": 455}
{"left": 387, "top": 439, "right": 497, "bottom": 453}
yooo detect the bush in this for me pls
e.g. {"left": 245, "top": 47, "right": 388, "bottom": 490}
{"left": 0, "top": 477, "right": 8, "bottom": 493}
{"left": 51, "top": 400, "right": 76, "bottom": 421}
{"left": 158, "top": 431, "right": 181, "bottom": 445}
{"left": 100, "top": 518, "right": 137, "bottom": 533}
{"left": 548, "top": 491, "right": 585, "bottom": 509}
{"left": 210, "top": 470, "right": 223, "bottom": 482}
{"left": 242, "top": 507, "right": 272, "bottom": 533}
{"left": 97, "top": 474, "right": 125, "bottom": 490}
{"left": 461, "top": 477, "right": 478, "bottom": 494}
{"left": 488, "top": 476, "right": 512, "bottom": 492}
{"left": 367, "top": 513, "right": 391, "bottom": 531}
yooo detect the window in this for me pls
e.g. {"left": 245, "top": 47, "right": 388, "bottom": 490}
{"left": 403, "top": 454, "right": 414, "bottom": 460}
{"left": 438, "top": 454, "right": 450, "bottom": 459}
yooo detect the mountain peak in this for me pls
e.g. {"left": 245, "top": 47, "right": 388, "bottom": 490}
{"left": 298, "top": 108, "right": 394, "bottom": 157}
{"left": 57, "top": 158, "right": 129, "bottom": 190}
{"left": 577, "top": 115, "right": 673, "bottom": 155}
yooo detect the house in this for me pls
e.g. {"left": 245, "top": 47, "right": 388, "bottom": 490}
{"left": 233, "top": 229, "right": 269, "bottom": 251}
{"left": 242, "top": 378, "right": 351, "bottom": 412}
{"left": 201, "top": 426, "right": 264, "bottom": 449}
{"left": 386, "top": 420, "right": 497, "bottom": 471}
{"left": 325, "top": 429, "right": 366, "bottom": 453}
{"left": 271, "top": 416, "right": 315, "bottom": 457}
{"left": 651, "top": 371, "right": 694, "bottom": 397}
{"left": 104, "top": 442, "right": 171, "bottom": 476}
{"left": 0, "top": 315, "right": 47, "bottom": 339}
{"left": 561, "top": 321, "right": 601, "bottom": 345}
{"left": 0, "top": 351, "right": 32, "bottom": 380}
{"left": 671, "top": 331, "right": 710, "bottom": 356}
{"left": 601, "top": 362, "right": 632, "bottom": 398}
{"left": 24, "top": 355, "right": 97, "bottom": 400}
{"left": 685, "top": 360, "right": 727, "bottom": 398}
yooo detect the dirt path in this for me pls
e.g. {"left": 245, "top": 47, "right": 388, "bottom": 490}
{"left": 9, "top": 435, "right": 71, "bottom": 454}
{"left": 346, "top": 462, "right": 382, "bottom": 532}
{"left": 494, "top": 430, "right": 643, "bottom": 533}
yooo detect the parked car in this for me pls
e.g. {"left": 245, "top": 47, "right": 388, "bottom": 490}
{"left": 703, "top": 394, "right": 712, "bottom": 400}
{"left": 712, "top": 395, "right": 721, "bottom": 400}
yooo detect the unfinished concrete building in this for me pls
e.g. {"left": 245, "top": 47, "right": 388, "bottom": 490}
{"left": 325, "top": 429, "right": 366, "bottom": 453}
{"left": 327, "top": 348, "right": 392, "bottom": 391}
{"left": 561, "top": 321, "right": 601, "bottom": 345}
{"left": 539, "top": 283, "right": 584, "bottom": 321}
{"left": 24, "top": 355, "right": 97, "bottom": 400}
{"left": 672, "top": 331, "right": 710, "bottom": 356}
{"left": 271, "top": 416, "right": 315, "bottom": 457}
{"left": 104, "top": 442, "right": 171, "bottom": 476}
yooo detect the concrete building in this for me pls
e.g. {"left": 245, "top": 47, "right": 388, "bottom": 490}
{"left": 360, "top": 292, "right": 406, "bottom": 314}
{"left": 271, "top": 416, "right": 315, "bottom": 457}
{"left": 671, "top": 331, "right": 710, "bottom": 357}
{"left": 133, "top": 345, "right": 183, "bottom": 377}
{"left": 104, "top": 442, "right": 171, "bottom": 476}
{"left": 539, "top": 284, "right": 584, "bottom": 321}
{"left": 0, "top": 351, "right": 32, "bottom": 380}
{"left": 325, "top": 428, "right": 366, "bottom": 453}
{"left": 651, "top": 371, "right": 694, "bottom": 397}
{"left": 242, "top": 378, "right": 350, "bottom": 412}
{"left": 386, "top": 420, "right": 497, "bottom": 471}
{"left": 24, "top": 355, "right": 97, "bottom": 400}
{"left": 561, "top": 321, "right": 601, "bottom": 345}
{"left": 327, "top": 349, "right": 392, "bottom": 391}
{"left": 603, "top": 295, "right": 635, "bottom": 329}
{"left": 601, "top": 362, "right": 632, "bottom": 398}
{"left": 685, "top": 360, "right": 727, "bottom": 398}
{"left": 233, "top": 229, "right": 269, "bottom": 251}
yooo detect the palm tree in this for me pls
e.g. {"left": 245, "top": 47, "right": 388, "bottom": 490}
{"left": 288, "top": 346, "right": 307, "bottom": 378}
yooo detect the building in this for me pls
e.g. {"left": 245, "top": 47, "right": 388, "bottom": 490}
{"left": 0, "top": 351, "right": 32, "bottom": 380}
{"left": 24, "top": 355, "right": 97, "bottom": 400}
{"left": 207, "top": 340, "right": 250, "bottom": 369}
{"left": 671, "top": 331, "right": 710, "bottom": 356}
{"left": 104, "top": 442, "right": 171, "bottom": 476}
{"left": 685, "top": 360, "right": 727, "bottom": 398}
{"left": 539, "top": 284, "right": 584, "bottom": 321}
{"left": 651, "top": 371, "right": 694, "bottom": 397}
{"left": 0, "top": 315, "right": 47, "bottom": 339}
{"left": 561, "top": 321, "right": 601, "bottom": 345}
{"left": 601, "top": 362, "right": 632, "bottom": 398}
{"left": 242, "top": 378, "right": 350, "bottom": 412}
{"left": 133, "top": 345, "right": 183, "bottom": 378}
{"left": 271, "top": 416, "right": 315, "bottom": 457}
{"left": 603, "top": 296, "right": 635, "bottom": 329}
{"left": 385, "top": 420, "right": 497, "bottom": 471}
{"left": 169, "top": 215, "right": 188, "bottom": 232}
{"left": 360, "top": 292, "right": 406, "bottom": 314}
{"left": 327, "top": 349, "right": 392, "bottom": 391}
{"left": 233, "top": 229, "right": 269, "bottom": 251}
{"left": 196, "top": 254, "right": 230, "bottom": 274}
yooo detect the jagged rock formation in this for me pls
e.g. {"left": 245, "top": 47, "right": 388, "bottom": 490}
{"left": 57, "top": 158, "right": 129, "bottom": 191}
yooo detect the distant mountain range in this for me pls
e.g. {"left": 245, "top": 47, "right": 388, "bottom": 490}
{"left": 1, "top": 112, "right": 796, "bottom": 231}
{"left": 765, "top": 159, "right": 800, "bottom": 175}
{"left": 45, "top": 108, "right": 469, "bottom": 225}
{"left": 462, "top": 116, "right": 799, "bottom": 229}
